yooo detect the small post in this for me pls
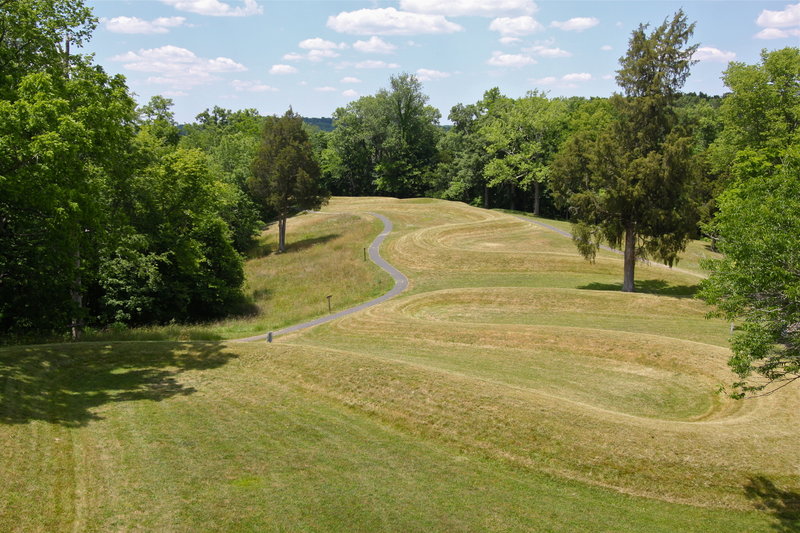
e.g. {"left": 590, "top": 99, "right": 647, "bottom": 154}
{"left": 363, "top": 247, "right": 367, "bottom": 261}
{"left": 267, "top": 331, "right": 273, "bottom": 343}
{"left": 326, "top": 295, "right": 332, "bottom": 314}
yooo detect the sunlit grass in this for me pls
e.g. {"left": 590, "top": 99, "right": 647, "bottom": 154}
{"left": 2, "top": 197, "right": 797, "bottom": 531}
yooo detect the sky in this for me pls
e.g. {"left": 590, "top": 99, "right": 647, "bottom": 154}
{"left": 81, "top": 0, "right": 800, "bottom": 123}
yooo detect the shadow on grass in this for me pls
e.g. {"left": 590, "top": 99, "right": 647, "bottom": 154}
{"left": 285, "top": 233, "right": 339, "bottom": 253}
{"left": 744, "top": 476, "right": 800, "bottom": 532}
{"left": 0, "top": 342, "right": 236, "bottom": 427}
{"left": 579, "top": 279, "right": 699, "bottom": 297}
{"left": 247, "top": 233, "right": 339, "bottom": 258}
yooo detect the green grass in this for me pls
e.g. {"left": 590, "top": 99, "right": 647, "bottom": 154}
{"left": 0, "top": 341, "right": 775, "bottom": 531}
{"left": 1, "top": 197, "right": 797, "bottom": 531}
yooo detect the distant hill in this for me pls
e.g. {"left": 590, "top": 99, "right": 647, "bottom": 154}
{"left": 303, "top": 117, "right": 334, "bottom": 132}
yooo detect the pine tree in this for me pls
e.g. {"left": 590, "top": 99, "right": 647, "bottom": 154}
{"left": 551, "top": 10, "right": 700, "bottom": 292}
{"left": 249, "top": 110, "right": 329, "bottom": 253}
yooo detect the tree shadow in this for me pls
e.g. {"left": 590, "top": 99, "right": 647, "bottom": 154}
{"left": 285, "top": 233, "right": 339, "bottom": 253}
{"left": 579, "top": 278, "right": 699, "bottom": 297}
{"left": 246, "top": 232, "right": 339, "bottom": 258}
{"left": 0, "top": 341, "right": 237, "bottom": 427}
{"left": 744, "top": 476, "right": 800, "bottom": 532}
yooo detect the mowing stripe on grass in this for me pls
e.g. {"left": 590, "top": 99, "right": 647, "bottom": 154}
{"left": 234, "top": 212, "right": 408, "bottom": 342}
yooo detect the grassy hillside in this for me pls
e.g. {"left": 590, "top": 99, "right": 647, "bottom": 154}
{"left": 1, "top": 197, "right": 797, "bottom": 531}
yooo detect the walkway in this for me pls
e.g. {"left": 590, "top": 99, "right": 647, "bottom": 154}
{"left": 234, "top": 212, "right": 408, "bottom": 342}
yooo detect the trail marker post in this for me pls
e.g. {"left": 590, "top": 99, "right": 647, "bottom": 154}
{"left": 327, "top": 295, "right": 332, "bottom": 314}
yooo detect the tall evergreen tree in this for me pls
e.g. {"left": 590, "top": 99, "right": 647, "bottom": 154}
{"left": 551, "top": 10, "right": 700, "bottom": 292}
{"left": 249, "top": 110, "right": 329, "bottom": 253}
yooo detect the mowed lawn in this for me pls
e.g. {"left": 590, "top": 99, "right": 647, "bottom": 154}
{"left": 2, "top": 197, "right": 798, "bottom": 531}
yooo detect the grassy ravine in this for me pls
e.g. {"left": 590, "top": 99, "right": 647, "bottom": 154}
{"left": 2, "top": 197, "right": 798, "bottom": 531}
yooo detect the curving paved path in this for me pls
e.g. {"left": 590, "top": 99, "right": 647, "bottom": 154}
{"left": 234, "top": 212, "right": 408, "bottom": 342}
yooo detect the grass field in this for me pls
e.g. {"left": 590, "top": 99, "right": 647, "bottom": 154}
{"left": 2, "top": 197, "right": 798, "bottom": 531}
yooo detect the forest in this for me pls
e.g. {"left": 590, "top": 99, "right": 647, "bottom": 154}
{"left": 1, "top": 0, "right": 798, "bottom": 395}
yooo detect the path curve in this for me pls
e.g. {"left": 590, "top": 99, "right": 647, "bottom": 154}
{"left": 234, "top": 212, "right": 408, "bottom": 342}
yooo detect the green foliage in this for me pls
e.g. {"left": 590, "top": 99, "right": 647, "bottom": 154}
{"left": 551, "top": 10, "right": 700, "bottom": 292}
{"left": 699, "top": 165, "right": 800, "bottom": 397}
{"left": 250, "top": 109, "right": 329, "bottom": 252}
{"left": 100, "top": 148, "right": 245, "bottom": 324}
{"left": 482, "top": 91, "right": 569, "bottom": 215}
{"left": 0, "top": 0, "right": 95, "bottom": 97}
{"left": 322, "top": 74, "right": 441, "bottom": 198}
{"left": 709, "top": 47, "right": 800, "bottom": 176}
{"left": 0, "top": 59, "right": 138, "bottom": 334}
{"left": 699, "top": 48, "right": 800, "bottom": 397}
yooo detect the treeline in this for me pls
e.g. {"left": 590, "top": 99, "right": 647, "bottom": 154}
{"left": 0, "top": 2, "right": 272, "bottom": 339}
{"left": 316, "top": 75, "right": 723, "bottom": 222}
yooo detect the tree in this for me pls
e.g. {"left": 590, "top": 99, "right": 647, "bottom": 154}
{"left": 551, "top": 10, "right": 699, "bottom": 292}
{"left": 698, "top": 47, "right": 800, "bottom": 397}
{"left": 482, "top": 91, "right": 569, "bottom": 215}
{"left": 249, "top": 110, "right": 329, "bottom": 253}
{"left": 434, "top": 88, "right": 506, "bottom": 207}
{"left": 322, "top": 74, "right": 441, "bottom": 198}
{"left": 372, "top": 73, "right": 441, "bottom": 197}
{"left": 100, "top": 148, "right": 246, "bottom": 324}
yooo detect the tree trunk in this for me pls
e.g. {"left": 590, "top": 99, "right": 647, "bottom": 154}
{"left": 510, "top": 182, "right": 516, "bottom": 211}
{"left": 483, "top": 185, "right": 489, "bottom": 209}
{"left": 71, "top": 248, "right": 82, "bottom": 341}
{"left": 278, "top": 217, "right": 286, "bottom": 253}
{"left": 533, "top": 181, "right": 541, "bottom": 216}
{"left": 622, "top": 223, "right": 636, "bottom": 292}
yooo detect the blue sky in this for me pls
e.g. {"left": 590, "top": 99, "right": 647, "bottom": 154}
{"left": 82, "top": 0, "right": 800, "bottom": 123}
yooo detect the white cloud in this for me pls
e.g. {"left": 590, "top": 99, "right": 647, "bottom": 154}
{"left": 162, "top": 90, "right": 188, "bottom": 97}
{"left": 342, "top": 89, "right": 359, "bottom": 98}
{"left": 340, "top": 76, "right": 362, "bottom": 83}
{"left": 327, "top": 8, "right": 462, "bottom": 35}
{"left": 399, "top": 0, "right": 537, "bottom": 17}
{"left": 489, "top": 16, "right": 543, "bottom": 36}
{"left": 693, "top": 46, "right": 736, "bottom": 63}
{"left": 299, "top": 38, "right": 347, "bottom": 50}
{"left": 308, "top": 49, "right": 340, "bottom": 61}
{"left": 161, "top": 0, "right": 262, "bottom": 17}
{"left": 525, "top": 45, "right": 571, "bottom": 58}
{"left": 354, "top": 36, "right": 398, "bottom": 54}
{"left": 755, "top": 27, "right": 800, "bottom": 38}
{"left": 355, "top": 59, "right": 401, "bottom": 69}
{"left": 499, "top": 36, "right": 522, "bottom": 44}
{"left": 562, "top": 72, "right": 591, "bottom": 82}
{"left": 756, "top": 3, "right": 800, "bottom": 27}
{"left": 551, "top": 17, "right": 599, "bottom": 31}
{"left": 105, "top": 16, "right": 187, "bottom": 34}
{"left": 269, "top": 64, "right": 298, "bottom": 74}
{"left": 532, "top": 72, "right": 591, "bottom": 87}
{"left": 315, "top": 86, "right": 337, "bottom": 92}
{"left": 283, "top": 52, "right": 304, "bottom": 61}
{"left": 416, "top": 68, "right": 451, "bottom": 81}
{"left": 487, "top": 51, "right": 535, "bottom": 67}
{"left": 601, "top": 44, "right": 612, "bottom": 51}
{"left": 111, "top": 45, "right": 246, "bottom": 88}
{"left": 602, "top": 74, "right": 614, "bottom": 80}
{"left": 231, "top": 79, "right": 277, "bottom": 92}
